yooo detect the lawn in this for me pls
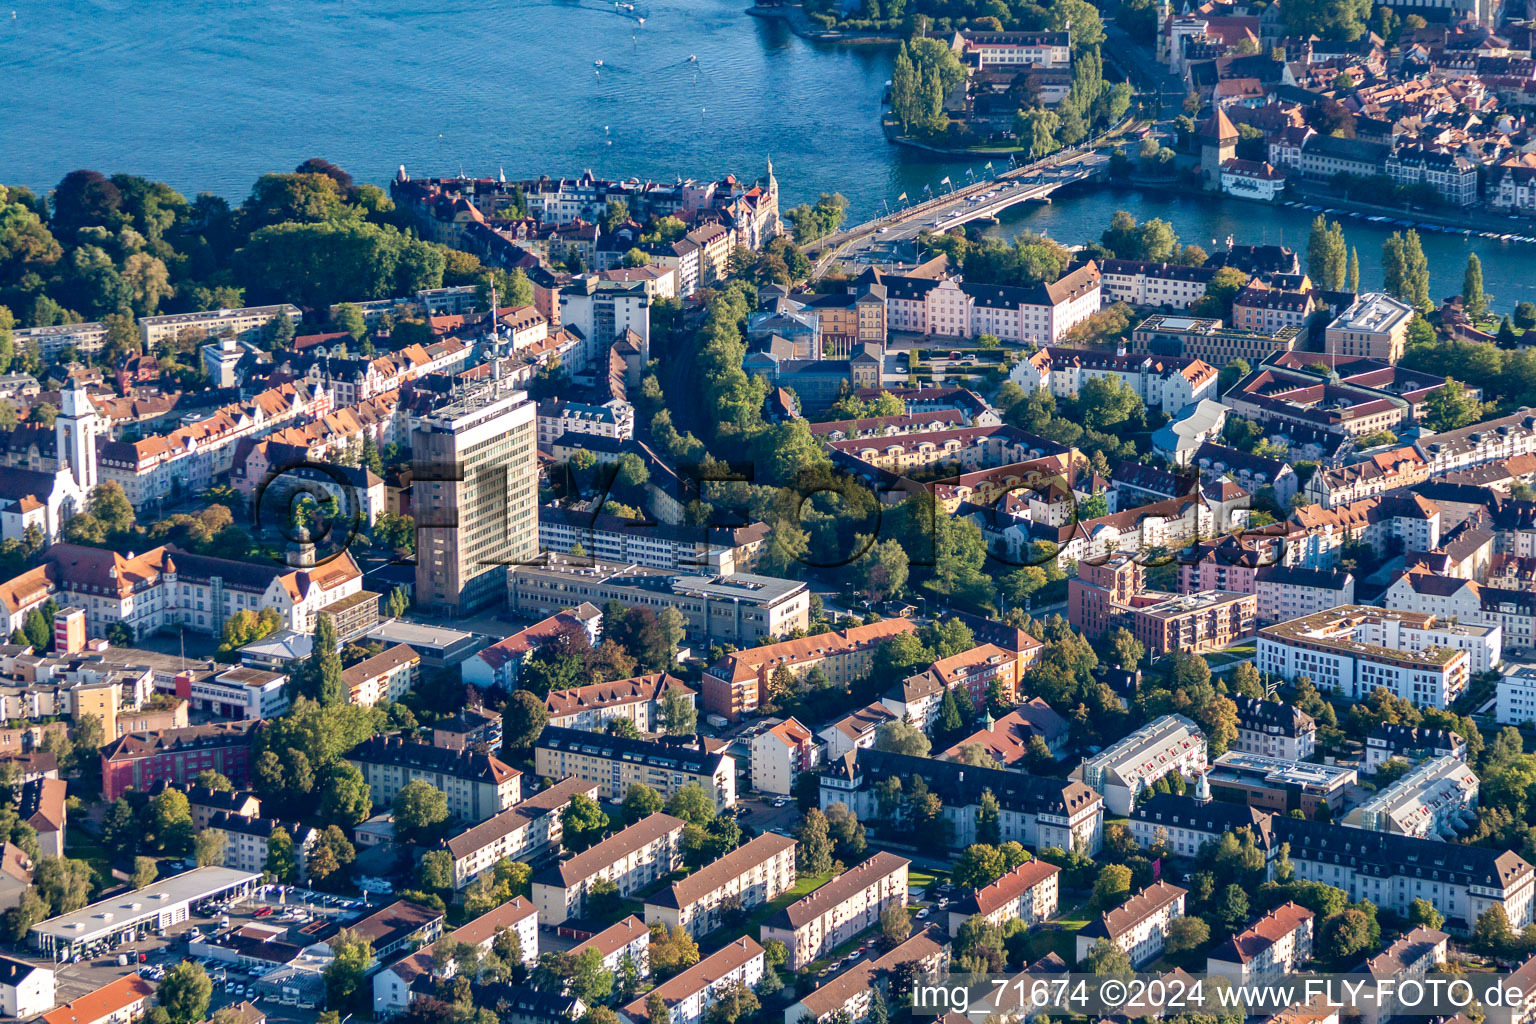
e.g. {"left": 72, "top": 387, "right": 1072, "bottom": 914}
{"left": 66, "top": 830, "right": 114, "bottom": 888}
{"left": 909, "top": 867, "right": 945, "bottom": 896}
{"left": 1022, "top": 899, "right": 1092, "bottom": 965}
{"left": 698, "top": 871, "right": 834, "bottom": 954}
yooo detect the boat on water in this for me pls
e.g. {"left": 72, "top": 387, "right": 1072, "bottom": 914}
{"left": 688, "top": 54, "right": 698, "bottom": 61}
{"left": 594, "top": 59, "right": 604, "bottom": 67}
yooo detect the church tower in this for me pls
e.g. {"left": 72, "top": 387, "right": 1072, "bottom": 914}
{"left": 57, "top": 388, "right": 100, "bottom": 492}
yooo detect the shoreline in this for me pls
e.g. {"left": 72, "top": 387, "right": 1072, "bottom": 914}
{"left": 745, "top": 4, "right": 903, "bottom": 45}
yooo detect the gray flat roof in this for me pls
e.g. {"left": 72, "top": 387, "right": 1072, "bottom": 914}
{"left": 366, "top": 620, "right": 479, "bottom": 652}
{"left": 31, "top": 867, "right": 259, "bottom": 943}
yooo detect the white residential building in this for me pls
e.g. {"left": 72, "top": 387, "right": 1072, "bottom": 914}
{"left": 1071, "top": 714, "right": 1208, "bottom": 815}
{"left": 1075, "top": 881, "right": 1187, "bottom": 968}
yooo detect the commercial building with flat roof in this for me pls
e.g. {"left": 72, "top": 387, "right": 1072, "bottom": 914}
{"left": 1205, "top": 751, "right": 1357, "bottom": 817}
{"left": 1324, "top": 292, "right": 1414, "bottom": 363}
{"left": 509, "top": 560, "right": 809, "bottom": 650}
{"left": 30, "top": 866, "right": 259, "bottom": 957}
{"left": 1126, "top": 589, "right": 1258, "bottom": 656}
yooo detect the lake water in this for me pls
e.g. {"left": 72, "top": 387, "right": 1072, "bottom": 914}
{"left": 6, "top": 0, "right": 1533, "bottom": 302}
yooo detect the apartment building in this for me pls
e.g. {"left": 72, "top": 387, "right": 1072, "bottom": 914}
{"left": 341, "top": 644, "right": 419, "bottom": 708}
{"left": 533, "top": 727, "right": 736, "bottom": 809}
{"left": 1499, "top": 666, "right": 1536, "bottom": 726}
{"left": 15, "top": 321, "right": 108, "bottom": 359}
{"left": 818, "top": 703, "right": 898, "bottom": 762}
{"left": 139, "top": 304, "right": 301, "bottom": 348}
{"left": 1232, "top": 285, "right": 1317, "bottom": 333}
{"left": 413, "top": 381, "right": 539, "bottom": 616}
{"left": 346, "top": 736, "right": 522, "bottom": 825}
{"left": 927, "top": 643, "right": 1021, "bottom": 705}
{"left": 950, "top": 28, "right": 1071, "bottom": 68}
{"left": 644, "top": 832, "right": 797, "bottom": 938}
{"left": 1096, "top": 259, "right": 1219, "bottom": 309}
{"left": 786, "top": 926, "right": 949, "bottom": 1024}
{"left": 1256, "top": 606, "right": 1481, "bottom": 708}
{"left": 620, "top": 937, "right": 764, "bottom": 1024}
{"left": 206, "top": 813, "right": 317, "bottom": 879}
{"left": 822, "top": 749, "right": 1104, "bottom": 854}
{"left": 441, "top": 777, "right": 599, "bottom": 890}
{"left": 1126, "top": 590, "right": 1259, "bottom": 657}
{"left": 538, "top": 673, "right": 698, "bottom": 734}
{"left": 37, "top": 974, "right": 156, "bottom": 1024}
{"left": 1131, "top": 315, "right": 1301, "bottom": 367}
{"left": 1306, "top": 446, "right": 1430, "bottom": 508}
{"left": 1031, "top": 347, "right": 1218, "bottom": 416}
{"left": 945, "top": 860, "right": 1060, "bottom": 937}
{"left": 571, "top": 915, "right": 651, "bottom": 979}
{"left": 509, "top": 561, "right": 809, "bottom": 653}
{"left": 1075, "top": 881, "right": 1188, "bottom": 968}
{"left": 539, "top": 506, "right": 769, "bottom": 576}
{"left": 1130, "top": 794, "right": 1536, "bottom": 927}
{"left": 1071, "top": 715, "right": 1208, "bottom": 815}
{"left": 700, "top": 618, "right": 916, "bottom": 720}
{"left": 1231, "top": 696, "right": 1317, "bottom": 761}
{"left": 531, "top": 813, "right": 686, "bottom": 925}
{"left": 1206, "top": 902, "right": 1314, "bottom": 986}
{"left": 1342, "top": 755, "right": 1478, "bottom": 838}
{"left": 100, "top": 721, "right": 257, "bottom": 800}
{"left": 1365, "top": 723, "right": 1467, "bottom": 773}
{"left": 1361, "top": 928, "right": 1449, "bottom": 1024}
{"left": 759, "top": 852, "right": 909, "bottom": 969}
{"left": 459, "top": 604, "right": 604, "bottom": 691}
{"left": 372, "top": 898, "right": 540, "bottom": 1017}
{"left": 749, "top": 717, "right": 817, "bottom": 796}
{"left": 0, "top": 955, "right": 53, "bottom": 1019}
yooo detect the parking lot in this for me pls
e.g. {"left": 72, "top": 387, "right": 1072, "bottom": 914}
{"left": 26, "top": 884, "right": 378, "bottom": 1014}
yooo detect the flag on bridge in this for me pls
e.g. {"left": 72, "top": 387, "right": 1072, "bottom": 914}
{"left": 897, "top": 192, "right": 908, "bottom": 201}
{"left": 940, "top": 175, "right": 952, "bottom": 185}
{"left": 985, "top": 161, "right": 994, "bottom": 171}
{"left": 922, "top": 183, "right": 932, "bottom": 192}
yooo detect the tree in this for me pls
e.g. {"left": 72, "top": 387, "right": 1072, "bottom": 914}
{"left": 1408, "top": 897, "right": 1445, "bottom": 931}
{"left": 502, "top": 690, "right": 549, "bottom": 752}
{"left": 324, "top": 928, "right": 374, "bottom": 1012}
{"left": 660, "top": 688, "right": 697, "bottom": 735}
{"left": 148, "top": 787, "right": 195, "bottom": 855}
{"left": 1473, "top": 905, "right": 1517, "bottom": 957}
{"left": 157, "top": 961, "right": 213, "bottom": 1024}
{"left": 955, "top": 844, "right": 1009, "bottom": 890}
{"left": 648, "top": 993, "right": 671, "bottom": 1024}
{"left": 393, "top": 780, "right": 450, "bottom": 843}
{"left": 1382, "top": 230, "right": 1430, "bottom": 310}
{"left": 194, "top": 829, "right": 225, "bottom": 868}
{"left": 1193, "top": 267, "right": 1252, "bottom": 318}
{"left": 333, "top": 302, "right": 367, "bottom": 341}
{"left": 266, "top": 827, "right": 298, "bottom": 883}
{"left": 873, "top": 720, "right": 931, "bottom": 757}
{"left": 1082, "top": 937, "right": 1133, "bottom": 974}
{"left": 796, "top": 808, "right": 835, "bottom": 875}
{"left": 1463, "top": 254, "right": 1488, "bottom": 318}
{"left": 570, "top": 946, "right": 615, "bottom": 1004}
{"left": 418, "top": 850, "right": 455, "bottom": 892}
{"left": 318, "top": 760, "right": 372, "bottom": 828}
{"left": 1283, "top": 0, "right": 1369, "bottom": 40}
{"left": 562, "top": 794, "right": 611, "bottom": 853}
{"left": 1093, "top": 863, "right": 1132, "bottom": 909}
{"left": 1424, "top": 378, "right": 1483, "bottom": 431}
{"left": 1215, "top": 883, "right": 1250, "bottom": 931}
{"left": 1165, "top": 915, "right": 1210, "bottom": 954}
{"left": 623, "top": 783, "right": 665, "bottom": 824}
{"left": 1322, "top": 907, "right": 1375, "bottom": 960}
{"left": 666, "top": 784, "right": 717, "bottom": 826}
{"left": 132, "top": 856, "right": 158, "bottom": 889}
{"left": 312, "top": 614, "right": 345, "bottom": 706}
{"left": 1306, "top": 216, "right": 1348, "bottom": 291}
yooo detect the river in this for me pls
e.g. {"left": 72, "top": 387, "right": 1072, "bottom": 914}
{"left": 5, "top": 0, "right": 1533, "bottom": 302}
